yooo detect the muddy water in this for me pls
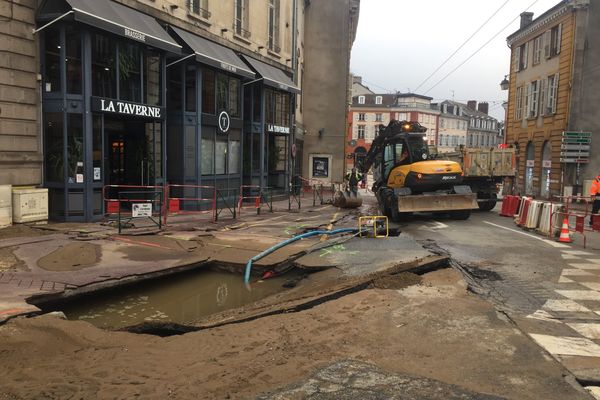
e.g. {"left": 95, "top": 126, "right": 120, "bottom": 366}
{"left": 61, "top": 269, "right": 300, "bottom": 329}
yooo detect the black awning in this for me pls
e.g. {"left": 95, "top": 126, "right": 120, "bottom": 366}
{"left": 37, "top": 0, "right": 181, "bottom": 54}
{"left": 241, "top": 56, "right": 300, "bottom": 94}
{"left": 170, "top": 27, "right": 255, "bottom": 79}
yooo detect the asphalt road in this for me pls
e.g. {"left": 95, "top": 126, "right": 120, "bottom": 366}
{"left": 399, "top": 206, "right": 600, "bottom": 393}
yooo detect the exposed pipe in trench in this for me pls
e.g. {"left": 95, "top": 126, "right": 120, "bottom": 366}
{"left": 244, "top": 228, "right": 358, "bottom": 289}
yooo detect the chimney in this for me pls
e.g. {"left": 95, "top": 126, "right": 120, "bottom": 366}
{"left": 478, "top": 102, "right": 489, "bottom": 115}
{"left": 520, "top": 12, "right": 534, "bottom": 29}
{"left": 353, "top": 75, "right": 362, "bottom": 85}
{"left": 467, "top": 100, "right": 477, "bottom": 110}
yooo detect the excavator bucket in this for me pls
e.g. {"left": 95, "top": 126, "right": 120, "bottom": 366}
{"left": 396, "top": 193, "right": 477, "bottom": 213}
{"left": 334, "top": 190, "right": 363, "bottom": 209}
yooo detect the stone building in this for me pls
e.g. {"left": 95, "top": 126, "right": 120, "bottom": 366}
{"left": 0, "top": 0, "right": 359, "bottom": 220}
{"left": 506, "top": 0, "right": 599, "bottom": 198}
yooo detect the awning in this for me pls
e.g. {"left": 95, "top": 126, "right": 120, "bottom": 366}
{"left": 36, "top": 0, "right": 181, "bottom": 54}
{"left": 169, "top": 27, "right": 255, "bottom": 79}
{"left": 241, "top": 55, "right": 300, "bottom": 94}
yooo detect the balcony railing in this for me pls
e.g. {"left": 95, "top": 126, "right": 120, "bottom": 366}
{"left": 233, "top": 23, "right": 251, "bottom": 39}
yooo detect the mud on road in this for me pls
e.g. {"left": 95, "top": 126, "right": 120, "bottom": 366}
{"left": 0, "top": 269, "right": 587, "bottom": 400}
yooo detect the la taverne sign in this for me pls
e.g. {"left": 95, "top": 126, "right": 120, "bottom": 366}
{"left": 92, "top": 97, "right": 164, "bottom": 119}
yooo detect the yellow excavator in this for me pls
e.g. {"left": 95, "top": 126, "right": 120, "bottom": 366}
{"left": 361, "top": 120, "right": 477, "bottom": 221}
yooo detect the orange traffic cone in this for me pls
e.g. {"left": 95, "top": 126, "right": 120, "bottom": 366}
{"left": 558, "top": 218, "right": 572, "bottom": 243}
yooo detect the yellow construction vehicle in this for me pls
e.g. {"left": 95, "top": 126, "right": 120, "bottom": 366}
{"left": 361, "top": 120, "right": 477, "bottom": 221}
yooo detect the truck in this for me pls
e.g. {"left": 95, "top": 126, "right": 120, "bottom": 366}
{"left": 434, "top": 147, "right": 516, "bottom": 211}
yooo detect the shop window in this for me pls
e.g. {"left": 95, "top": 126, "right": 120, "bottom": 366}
{"left": 228, "top": 78, "right": 240, "bottom": 117}
{"left": 540, "top": 141, "right": 551, "bottom": 198}
{"left": 227, "top": 131, "right": 242, "bottom": 174}
{"left": 525, "top": 142, "right": 535, "bottom": 196}
{"left": 67, "top": 113, "right": 84, "bottom": 184}
{"left": 168, "top": 64, "right": 183, "bottom": 111}
{"left": 118, "top": 42, "right": 141, "bottom": 103}
{"left": 185, "top": 65, "right": 196, "bottom": 112}
{"left": 265, "top": 89, "right": 275, "bottom": 124}
{"left": 44, "top": 28, "right": 61, "bottom": 93}
{"left": 215, "top": 136, "right": 227, "bottom": 174}
{"left": 275, "top": 92, "right": 283, "bottom": 126}
{"left": 201, "top": 127, "right": 215, "bottom": 175}
{"left": 202, "top": 68, "right": 215, "bottom": 114}
{"left": 252, "top": 133, "right": 260, "bottom": 172}
{"left": 92, "top": 34, "right": 116, "bottom": 98}
{"left": 65, "top": 26, "right": 82, "bottom": 94}
{"left": 145, "top": 50, "right": 161, "bottom": 106}
{"left": 216, "top": 73, "right": 228, "bottom": 112}
{"left": 44, "top": 113, "right": 64, "bottom": 182}
{"left": 92, "top": 115, "right": 102, "bottom": 182}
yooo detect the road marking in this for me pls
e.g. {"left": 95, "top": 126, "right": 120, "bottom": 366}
{"left": 563, "top": 250, "right": 594, "bottom": 255}
{"left": 483, "top": 221, "right": 570, "bottom": 247}
{"left": 587, "top": 259, "right": 600, "bottom": 265}
{"left": 543, "top": 299, "right": 591, "bottom": 313}
{"left": 419, "top": 221, "right": 449, "bottom": 231}
{"left": 568, "top": 263, "right": 600, "bottom": 270}
{"left": 562, "top": 253, "right": 581, "bottom": 259}
{"left": 586, "top": 387, "right": 600, "bottom": 400}
{"left": 567, "top": 323, "right": 600, "bottom": 340}
{"left": 558, "top": 276, "right": 575, "bottom": 283}
{"left": 581, "top": 282, "right": 600, "bottom": 291}
{"left": 561, "top": 269, "right": 594, "bottom": 276}
{"left": 526, "top": 309, "right": 561, "bottom": 323}
{"left": 530, "top": 334, "right": 600, "bottom": 357}
{"left": 555, "top": 290, "right": 600, "bottom": 301}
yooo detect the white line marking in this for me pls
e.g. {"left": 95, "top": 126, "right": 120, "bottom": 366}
{"left": 526, "top": 309, "right": 561, "bottom": 323}
{"left": 586, "top": 259, "right": 600, "bottom": 265}
{"left": 543, "top": 299, "right": 591, "bottom": 312}
{"left": 563, "top": 250, "right": 594, "bottom": 255}
{"left": 581, "top": 282, "right": 600, "bottom": 291}
{"left": 530, "top": 334, "right": 600, "bottom": 357}
{"left": 568, "top": 263, "right": 600, "bottom": 270}
{"left": 561, "top": 269, "right": 594, "bottom": 276}
{"left": 558, "top": 276, "right": 575, "bottom": 283}
{"left": 561, "top": 253, "right": 581, "bottom": 259}
{"left": 556, "top": 290, "right": 600, "bottom": 301}
{"left": 567, "top": 323, "right": 600, "bottom": 340}
{"left": 586, "top": 387, "right": 600, "bottom": 400}
{"left": 483, "top": 221, "right": 570, "bottom": 247}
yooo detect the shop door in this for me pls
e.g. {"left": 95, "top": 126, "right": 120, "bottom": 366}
{"left": 105, "top": 119, "right": 152, "bottom": 186}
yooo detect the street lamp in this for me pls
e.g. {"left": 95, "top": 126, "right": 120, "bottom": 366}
{"left": 500, "top": 75, "right": 509, "bottom": 91}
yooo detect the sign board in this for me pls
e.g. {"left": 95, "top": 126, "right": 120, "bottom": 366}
{"left": 312, "top": 157, "right": 329, "bottom": 178}
{"left": 132, "top": 203, "right": 152, "bottom": 217}
{"left": 91, "top": 97, "right": 164, "bottom": 119}
{"left": 542, "top": 160, "right": 552, "bottom": 168}
{"left": 93, "top": 167, "right": 101, "bottom": 181}
{"left": 561, "top": 131, "right": 592, "bottom": 163}
{"left": 218, "top": 111, "right": 230, "bottom": 133}
{"left": 266, "top": 124, "right": 290, "bottom": 134}
{"left": 526, "top": 160, "right": 535, "bottom": 167}
{"left": 291, "top": 143, "right": 297, "bottom": 159}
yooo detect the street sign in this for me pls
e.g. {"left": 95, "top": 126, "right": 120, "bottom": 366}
{"left": 561, "top": 144, "right": 590, "bottom": 150}
{"left": 561, "top": 152, "right": 590, "bottom": 157}
{"left": 561, "top": 131, "right": 592, "bottom": 163}
{"left": 132, "top": 203, "right": 152, "bottom": 217}
{"left": 560, "top": 158, "right": 589, "bottom": 164}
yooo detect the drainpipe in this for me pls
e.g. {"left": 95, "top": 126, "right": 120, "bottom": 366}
{"left": 292, "top": 0, "right": 298, "bottom": 85}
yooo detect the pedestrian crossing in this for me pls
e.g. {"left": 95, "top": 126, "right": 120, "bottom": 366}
{"left": 524, "top": 249, "right": 600, "bottom": 398}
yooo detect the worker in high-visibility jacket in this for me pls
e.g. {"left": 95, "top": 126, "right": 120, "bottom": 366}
{"left": 590, "top": 175, "right": 600, "bottom": 226}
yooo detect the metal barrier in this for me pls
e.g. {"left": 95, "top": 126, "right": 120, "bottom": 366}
{"left": 238, "top": 185, "right": 262, "bottom": 216}
{"left": 313, "top": 183, "right": 336, "bottom": 206}
{"left": 103, "top": 184, "right": 166, "bottom": 216}
{"left": 164, "top": 184, "right": 216, "bottom": 225}
{"left": 116, "top": 190, "right": 163, "bottom": 234}
{"left": 215, "top": 188, "right": 238, "bottom": 221}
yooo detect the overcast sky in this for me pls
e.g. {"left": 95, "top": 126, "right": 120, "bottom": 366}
{"left": 350, "top": 0, "right": 561, "bottom": 121}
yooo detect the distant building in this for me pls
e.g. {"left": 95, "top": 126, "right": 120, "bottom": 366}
{"left": 351, "top": 75, "right": 374, "bottom": 97}
{"left": 442, "top": 100, "right": 502, "bottom": 149}
{"left": 506, "top": 0, "right": 599, "bottom": 198}
{"left": 437, "top": 102, "right": 469, "bottom": 153}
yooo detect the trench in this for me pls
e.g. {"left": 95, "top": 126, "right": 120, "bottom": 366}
{"left": 34, "top": 265, "right": 307, "bottom": 333}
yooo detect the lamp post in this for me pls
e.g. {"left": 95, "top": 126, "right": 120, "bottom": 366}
{"left": 500, "top": 75, "right": 509, "bottom": 91}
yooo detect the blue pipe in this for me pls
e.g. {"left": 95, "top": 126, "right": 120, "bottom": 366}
{"left": 244, "top": 228, "right": 358, "bottom": 288}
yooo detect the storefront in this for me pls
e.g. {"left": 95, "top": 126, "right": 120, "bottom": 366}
{"left": 37, "top": 0, "right": 179, "bottom": 220}
{"left": 241, "top": 56, "right": 299, "bottom": 192}
{"left": 164, "top": 27, "right": 255, "bottom": 207}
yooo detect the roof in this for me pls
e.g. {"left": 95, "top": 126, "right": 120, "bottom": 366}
{"left": 506, "top": 0, "right": 571, "bottom": 46}
{"left": 352, "top": 94, "right": 397, "bottom": 107}
{"left": 441, "top": 100, "right": 497, "bottom": 120}
{"left": 241, "top": 56, "right": 300, "bottom": 94}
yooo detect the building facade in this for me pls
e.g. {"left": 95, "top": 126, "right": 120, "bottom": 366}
{"left": 0, "top": 0, "right": 359, "bottom": 221}
{"left": 506, "top": 0, "right": 597, "bottom": 199}
{"left": 437, "top": 102, "right": 468, "bottom": 153}
{"left": 441, "top": 100, "right": 502, "bottom": 149}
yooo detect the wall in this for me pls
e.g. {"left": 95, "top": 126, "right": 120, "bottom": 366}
{"left": 0, "top": 0, "right": 42, "bottom": 185}
{"left": 569, "top": 1, "right": 600, "bottom": 181}
{"left": 302, "top": 0, "right": 358, "bottom": 184}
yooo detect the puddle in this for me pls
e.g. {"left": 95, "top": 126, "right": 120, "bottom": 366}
{"left": 56, "top": 268, "right": 303, "bottom": 330}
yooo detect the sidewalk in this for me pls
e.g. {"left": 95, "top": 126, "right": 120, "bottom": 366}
{"left": 0, "top": 193, "right": 442, "bottom": 323}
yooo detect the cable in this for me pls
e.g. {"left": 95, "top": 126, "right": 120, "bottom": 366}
{"left": 414, "top": 0, "right": 512, "bottom": 92}
{"left": 424, "top": 0, "right": 541, "bottom": 95}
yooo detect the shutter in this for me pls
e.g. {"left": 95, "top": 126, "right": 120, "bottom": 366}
{"left": 544, "top": 30, "right": 551, "bottom": 59}
{"left": 540, "top": 78, "right": 547, "bottom": 116}
{"left": 523, "top": 42, "right": 528, "bottom": 69}
{"left": 552, "top": 73, "right": 559, "bottom": 114}
{"left": 515, "top": 46, "right": 521, "bottom": 72}
{"left": 556, "top": 23, "right": 562, "bottom": 55}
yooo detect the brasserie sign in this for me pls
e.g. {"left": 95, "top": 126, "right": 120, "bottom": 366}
{"left": 267, "top": 124, "right": 290, "bottom": 134}
{"left": 91, "top": 97, "right": 164, "bottom": 119}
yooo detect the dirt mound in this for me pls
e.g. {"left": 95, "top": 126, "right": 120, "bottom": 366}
{"left": 370, "top": 272, "right": 422, "bottom": 290}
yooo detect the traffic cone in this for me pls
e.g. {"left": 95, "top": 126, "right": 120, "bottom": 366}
{"left": 558, "top": 218, "right": 572, "bottom": 243}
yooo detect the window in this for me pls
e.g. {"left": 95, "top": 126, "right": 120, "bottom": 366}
{"left": 190, "top": 0, "right": 210, "bottom": 18}
{"left": 185, "top": 65, "right": 196, "bottom": 112}
{"left": 202, "top": 127, "right": 215, "bottom": 175}
{"left": 532, "top": 35, "right": 542, "bottom": 65}
{"left": 145, "top": 50, "right": 161, "bottom": 106}
{"left": 358, "top": 96, "right": 365, "bottom": 104}
{"left": 268, "top": 0, "right": 280, "bottom": 52}
{"left": 357, "top": 125, "right": 365, "bottom": 139}
{"left": 65, "top": 26, "right": 81, "bottom": 94}
{"left": 375, "top": 113, "right": 383, "bottom": 122}
{"left": 44, "top": 112, "right": 64, "bottom": 182}
{"left": 515, "top": 86, "right": 523, "bottom": 120}
{"left": 358, "top": 113, "right": 365, "bottom": 121}
{"left": 547, "top": 24, "right": 562, "bottom": 58}
{"left": 44, "top": 28, "right": 61, "bottom": 93}
{"left": 440, "top": 119, "right": 445, "bottom": 128}
{"left": 118, "top": 42, "right": 141, "bottom": 103}
{"left": 234, "top": 0, "right": 250, "bottom": 38}
{"left": 545, "top": 73, "right": 559, "bottom": 115}
{"left": 375, "top": 96, "right": 382, "bottom": 105}
{"left": 528, "top": 80, "right": 540, "bottom": 118}
{"left": 202, "top": 68, "right": 215, "bottom": 114}
{"left": 515, "top": 42, "right": 528, "bottom": 72}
